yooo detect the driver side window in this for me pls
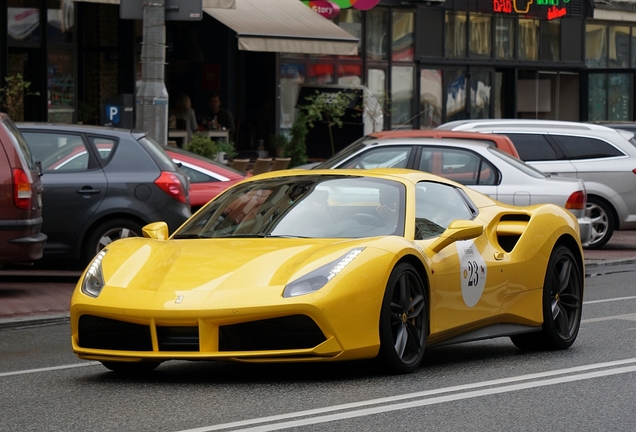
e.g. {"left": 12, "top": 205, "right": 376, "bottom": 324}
{"left": 415, "top": 181, "right": 474, "bottom": 239}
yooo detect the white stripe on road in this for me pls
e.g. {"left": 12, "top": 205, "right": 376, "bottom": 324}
{"left": 177, "top": 358, "right": 636, "bottom": 432}
{"left": 0, "top": 362, "right": 99, "bottom": 378}
{"left": 585, "top": 295, "right": 636, "bottom": 304}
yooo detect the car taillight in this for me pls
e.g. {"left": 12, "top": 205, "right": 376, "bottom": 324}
{"left": 565, "top": 190, "right": 586, "bottom": 210}
{"left": 12, "top": 168, "right": 32, "bottom": 210}
{"left": 154, "top": 171, "right": 187, "bottom": 204}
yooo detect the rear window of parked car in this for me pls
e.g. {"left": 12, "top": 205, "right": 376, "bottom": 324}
{"left": 550, "top": 135, "right": 625, "bottom": 160}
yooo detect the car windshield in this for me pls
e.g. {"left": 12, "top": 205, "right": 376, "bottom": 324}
{"left": 173, "top": 175, "right": 406, "bottom": 239}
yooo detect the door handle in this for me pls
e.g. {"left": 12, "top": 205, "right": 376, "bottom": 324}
{"left": 77, "top": 187, "right": 101, "bottom": 195}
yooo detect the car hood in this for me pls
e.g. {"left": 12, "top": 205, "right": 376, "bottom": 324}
{"left": 96, "top": 237, "right": 383, "bottom": 295}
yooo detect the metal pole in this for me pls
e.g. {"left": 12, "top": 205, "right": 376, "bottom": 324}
{"left": 136, "top": 0, "right": 168, "bottom": 145}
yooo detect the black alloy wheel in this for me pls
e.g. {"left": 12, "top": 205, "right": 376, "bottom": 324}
{"left": 378, "top": 263, "right": 428, "bottom": 374}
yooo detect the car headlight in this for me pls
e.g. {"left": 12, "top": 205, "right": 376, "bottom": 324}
{"left": 283, "top": 248, "right": 365, "bottom": 298}
{"left": 81, "top": 249, "right": 107, "bottom": 298}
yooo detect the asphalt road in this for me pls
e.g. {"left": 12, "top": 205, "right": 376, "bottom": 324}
{"left": 1, "top": 263, "right": 635, "bottom": 431}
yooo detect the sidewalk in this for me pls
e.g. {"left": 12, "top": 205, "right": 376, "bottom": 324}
{"left": 1, "top": 231, "right": 635, "bottom": 328}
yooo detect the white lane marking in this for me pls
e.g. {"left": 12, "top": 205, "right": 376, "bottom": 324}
{"left": 228, "top": 365, "right": 636, "bottom": 432}
{"left": 0, "top": 362, "right": 99, "bottom": 378}
{"left": 584, "top": 295, "right": 636, "bottom": 304}
{"left": 582, "top": 313, "right": 636, "bottom": 323}
{"left": 177, "top": 358, "right": 636, "bottom": 432}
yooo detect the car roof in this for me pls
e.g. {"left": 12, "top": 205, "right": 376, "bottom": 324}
{"left": 437, "top": 119, "right": 619, "bottom": 133}
{"left": 16, "top": 123, "right": 145, "bottom": 138}
{"left": 368, "top": 129, "right": 519, "bottom": 157}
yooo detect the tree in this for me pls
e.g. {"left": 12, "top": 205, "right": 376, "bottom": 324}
{"left": 302, "top": 90, "right": 357, "bottom": 156}
{"left": 0, "top": 74, "right": 39, "bottom": 121}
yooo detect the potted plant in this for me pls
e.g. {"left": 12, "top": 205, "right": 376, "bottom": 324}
{"left": 0, "top": 74, "right": 39, "bottom": 122}
{"left": 186, "top": 132, "right": 217, "bottom": 159}
{"left": 215, "top": 140, "right": 237, "bottom": 164}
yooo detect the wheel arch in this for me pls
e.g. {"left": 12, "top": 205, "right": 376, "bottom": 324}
{"left": 554, "top": 233, "right": 585, "bottom": 282}
{"left": 395, "top": 254, "right": 431, "bottom": 335}
{"left": 587, "top": 193, "right": 619, "bottom": 229}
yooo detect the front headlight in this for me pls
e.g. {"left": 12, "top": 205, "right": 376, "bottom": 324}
{"left": 81, "top": 249, "right": 107, "bottom": 298}
{"left": 283, "top": 248, "right": 365, "bottom": 298}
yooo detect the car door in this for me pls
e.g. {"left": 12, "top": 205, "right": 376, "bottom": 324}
{"left": 20, "top": 130, "right": 108, "bottom": 255}
{"left": 415, "top": 146, "right": 499, "bottom": 200}
{"left": 413, "top": 181, "right": 506, "bottom": 334}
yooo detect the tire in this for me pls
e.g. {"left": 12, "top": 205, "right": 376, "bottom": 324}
{"left": 511, "top": 245, "right": 583, "bottom": 351}
{"left": 83, "top": 218, "right": 143, "bottom": 264}
{"left": 377, "top": 263, "right": 428, "bottom": 374}
{"left": 586, "top": 196, "right": 615, "bottom": 249}
{"left": 101, "top": 361, "right": 160, "bottom": 374}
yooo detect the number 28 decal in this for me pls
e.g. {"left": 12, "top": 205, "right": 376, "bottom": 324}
{"left": 457, "top": 240, "right": 487, "bottom": 307}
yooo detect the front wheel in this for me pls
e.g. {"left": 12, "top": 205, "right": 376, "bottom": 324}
{"left": 83, "top": 218, "right": 142, "bottom": 264}
{"left": 377, "top": 263, "right": 428, "bottom": 374}
{"left": 511, "top": 245, "right": 583, "bottom": 350}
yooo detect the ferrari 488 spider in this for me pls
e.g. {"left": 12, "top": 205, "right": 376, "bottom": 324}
{"left": 71, "top": 169, "right": 584, "bottom": 374}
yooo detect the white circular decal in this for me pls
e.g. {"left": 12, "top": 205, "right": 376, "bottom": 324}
{"left": 456, "top": 240, "right": 487, "bottom": 307}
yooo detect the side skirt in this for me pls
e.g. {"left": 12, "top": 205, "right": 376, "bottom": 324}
{"left": 431, "top": 323, "right": 542, "bottom": 347}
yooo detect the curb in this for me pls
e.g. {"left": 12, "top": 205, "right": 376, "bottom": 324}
{"left": 0, "top": 314, "right": 69, "bottom": 330}
{"left": 584, "top": 257, "right": 636, "bottom": 268}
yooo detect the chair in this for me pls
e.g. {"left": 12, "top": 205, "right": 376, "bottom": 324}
{"left": 249, "top": 158, "right": 272, "bottom": 175}
{"left": 230, "top": 158, "right": 249, "bottom": 172}
{"left": 269, "top": 157, "right": 291, "bottom": 172}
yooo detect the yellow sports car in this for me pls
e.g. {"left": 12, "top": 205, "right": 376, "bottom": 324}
{"left": 70, "top": 169, "right": 584, "bottom": 374}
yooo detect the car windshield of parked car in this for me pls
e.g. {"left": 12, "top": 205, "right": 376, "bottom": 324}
{"left": 173, "top": 175, "right": 406, "bottom": 239}
{"left": 313, "top": 140, "right": 367, "bottom": 169}
{"left": 487, "top": 147, "right": 547, "bottom": 179}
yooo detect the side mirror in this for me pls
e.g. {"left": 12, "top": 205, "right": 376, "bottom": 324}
{"left": 142, "top": 222, "right": 169, "bottom": 240}
{"left": 428, "top": 220, "right": 483, "bottom": 253}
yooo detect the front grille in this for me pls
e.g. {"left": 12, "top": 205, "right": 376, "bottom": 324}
{"left": 78, "top": 315, "right": 152, "bottom": 351}
{"left": 219, "top": 315, "right": 326, "bottom": 352}
{"left": 157, "top": 326, "right": 199, "bottom": 351}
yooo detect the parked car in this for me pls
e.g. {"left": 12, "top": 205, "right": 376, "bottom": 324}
{"left": 313, "top": 136, "right": 591, "bottom": 246}
{"left": 164, "top": 147, "right": 250, "bottom": 212}
{"left": 70, "top": 168, "right": 584, "bottom": 374}
{"left": 0, "top": 114, "right": 47, "bottom": 264}
{"left": 438, "top": 119, "right": 636, "bottom": 248}
{"left": 17, "top": 123, "right": 191, "bottom": 265}
{"left": 298, "top": 130, "right": 520, "bottom": 169}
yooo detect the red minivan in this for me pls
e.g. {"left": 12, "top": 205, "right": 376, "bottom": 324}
{"left": 0, "top": 113, "right": 46, "bottom": 264}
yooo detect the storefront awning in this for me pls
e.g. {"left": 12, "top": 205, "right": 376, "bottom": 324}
{"left": 72, "top": 0, "right": 236, "bottom": 9}
{"left": 204, "top": 0, "right": 358, "bottom": 55}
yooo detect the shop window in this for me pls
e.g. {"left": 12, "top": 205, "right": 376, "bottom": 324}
{"left": 587, "top": 74, "right": 607, "bottom": 121}
{"left": 609, "top": 26, "right": 630, "bottom": 68}
{"left": 631, "top": 28, "right": 636, "bottom": 68}
{"left": 495, "top": 17, "right": 514, "bottom": 60}
{"left": 586, "top": 24, "right": 607, "bottom": 67}
{"left": 445, "top": 12, "right": 467, "bottom": 59}
{"left": 8, "top": 0, "right": 41, "bottom": 45}
{"left": 338, "top": 64, "right": 362, "bottom": 86}
{"left": 587, "top": 73, "right": 631, "bottom": 121}
{"left": 470, "top": 71, "right": 491, "bottom": 119}
{"left": 337, "top": 9, "right": 362, "bottom": 58}
{"left": 420, "top": 69, "right": 443, "bottom": 129}
{"left": 539, "top": 20, "right": 560, "bottom": 62}
{"left": 518, "top": 19, "right": 539, "bottom": 61}
{"left": 469, "top": 14, "right": 491, "bottom": 59}
{"left": 367, "top": 10, "right": 388, "bottom": 61}
{"left": 391, "top": 66, "right": 413, "bottom": 128}
{"left": 279, "top": 63, "right": 306, "bottom": 130}
{"left": 392, "top": 12, "right": 414, "bottom": 62}
{"left": 445, "top": 69, "right": 467, "bottom": 121}
{"left": 309, "top": 64, "right": 334, "bottom": 84}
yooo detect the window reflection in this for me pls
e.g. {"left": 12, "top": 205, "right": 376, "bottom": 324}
{"left": 586, "top": 24, "right": 607, "bottom": 67}
{"left": 309, "top": 64, "right": 334, "bottom": 84}
{"left": 495, "top": 17, "right": 514, "bottom": 59}
{"left": 420, "top": 69, "right": 442, "bottom": 129}
{"left": 391, "top": 66, "right": 413, "bottom": 128}
{"left": 367, "top": 10, "right": 388, "bottom": 61}
{"left": 469, "top": 14, "right": 491, "bottom": 59}
{"left": 279, "top": 63, "right": 306, "bottom": 130}
{"left": 470, "top": 71, "right": 491, "bottom": 119}
{"left": 540, "top": 20, "right": 559, "bottom": 62}
{"left": 518, "top": 19, "right": 539, "bottom": 61}
{"left": 609, "top": 25, "right": 630, "bottom": 68}
{"left": 392, "top": 12, "right": 414, "bottom": 62}
{"left": 445, "top": 12, "right": 467, "bottom": 58}
{"left": 446, "top": 69, "right": 467, "bottom": 121}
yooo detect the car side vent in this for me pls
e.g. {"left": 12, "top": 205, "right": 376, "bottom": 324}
{"left": 157, "top": 326, "right": 199, "bottom": 351}
{"left": 78, "top": 315, "right": 153, "bottom": 351}
{"left": 496, "top": 214, "right": 530, "bottom": 252}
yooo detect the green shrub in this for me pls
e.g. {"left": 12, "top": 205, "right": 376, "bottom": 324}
{"left": 186, "top": 132, "right": 217, "bottom": 159}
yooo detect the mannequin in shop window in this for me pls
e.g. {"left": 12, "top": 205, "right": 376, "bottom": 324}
{"left": 203, "top": 92, "right": 235, "bottom": 139}
{"left": 170, "top": 94, "right": 198, "bottom": 146}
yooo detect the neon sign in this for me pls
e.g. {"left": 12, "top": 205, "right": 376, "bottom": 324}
{"left": 492, "top": 0, "right": 572, "bottom": 20}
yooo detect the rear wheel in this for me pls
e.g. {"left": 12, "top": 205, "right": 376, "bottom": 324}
{"left": 83, "top": 218, "right": 142, "bottom": 264}
{"left": 511, "top": 245, "right": 583, "bottom": 350}
{"left": 586, "top": 196, "right": 614, "bottom": 249}
{"left": 101, "top": 361, "right": 160, "bottom": 374}
{"left": 377, "top": 263, "right": 427, "bottom": 374}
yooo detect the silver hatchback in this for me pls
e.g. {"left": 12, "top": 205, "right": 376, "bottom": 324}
{"left": 438, "top": 120, "right": 636, "bottom": 249}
